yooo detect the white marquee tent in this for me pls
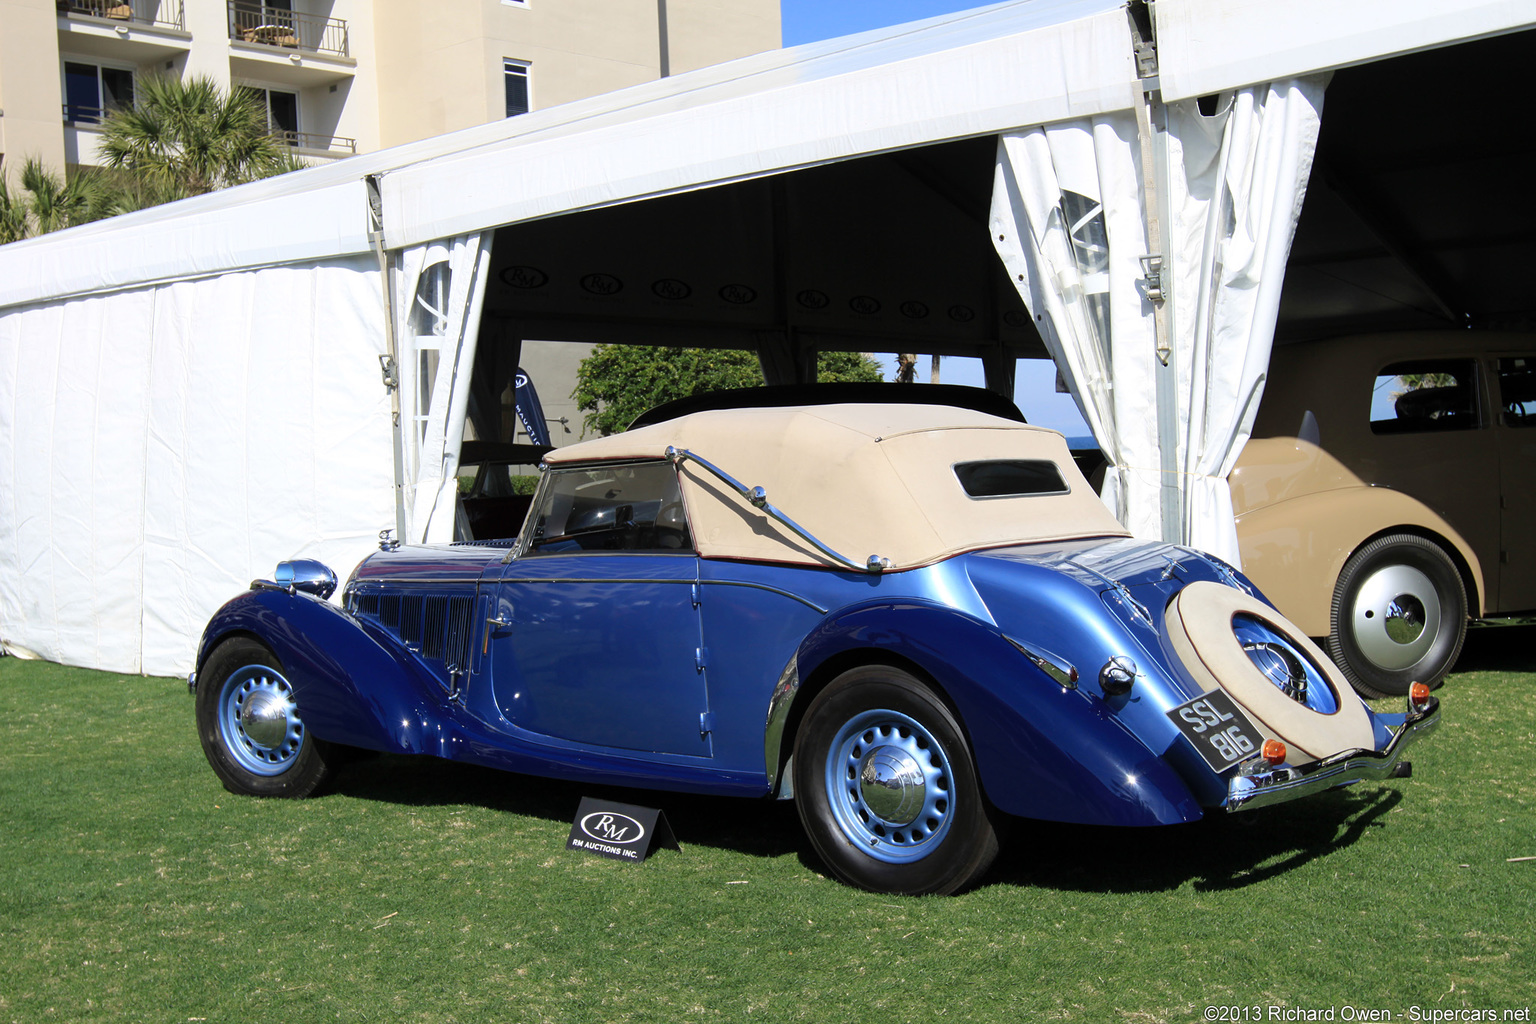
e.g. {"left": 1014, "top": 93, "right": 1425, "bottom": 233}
{"left": 1, "top": 0, "right": 1531, "bottom": 675}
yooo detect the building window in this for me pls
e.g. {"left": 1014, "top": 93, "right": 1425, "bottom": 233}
{"left": 63, "top": 61, "right": 134, "bottom": 124}
{"left": 243, "top": 86, "right": 300, "bottom": 143}
{"left": 504, "top": 59, "right": 530, "bottom": 117}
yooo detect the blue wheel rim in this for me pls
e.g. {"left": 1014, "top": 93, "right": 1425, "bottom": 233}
{"left": 823, "top": 708, "right": 955, "bottom": 865}
{"left": 217, "top": 663, "right": 306, "bottom": 777}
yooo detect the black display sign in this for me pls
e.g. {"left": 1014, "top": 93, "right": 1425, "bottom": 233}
{"left": 566, "top": 796, "right": 679, "bottom": 863}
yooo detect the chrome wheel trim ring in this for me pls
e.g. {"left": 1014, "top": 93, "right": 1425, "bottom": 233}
{"left": 218, "top": 664, "right": 306, "bottom": 777}
{"left": 824, "top": 708, "right": 954, "bottom": 865}
{"left": 1348, "top": 564, "right": 1442, "bottom": 671}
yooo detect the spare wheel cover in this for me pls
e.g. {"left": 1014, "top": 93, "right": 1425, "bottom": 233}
{"left": 1166, "top": 581, "right": 1373, "bottom": 761}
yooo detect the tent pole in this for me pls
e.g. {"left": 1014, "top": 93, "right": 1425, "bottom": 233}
{"left": 367, "top": 175, "right": 409, "bottom": 544}
{"left": 1130, "top": 4, "right": 1183, "bottom": 545}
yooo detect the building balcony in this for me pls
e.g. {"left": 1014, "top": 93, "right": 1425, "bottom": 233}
{"left": 57, "top": 0, "right": 185, "bottom": 31}
{"left": 62, "top": 110, "right": 356, "bottom": 166}
{"left": 227, "top": 3, "right": 349, "bottom": 58}
{"left": 278, "top": 130, "right": 357, "bottom": 157}
{"left": 57, "top": 0, "right": 192, "bottom": 63}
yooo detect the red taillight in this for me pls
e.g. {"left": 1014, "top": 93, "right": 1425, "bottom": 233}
{"left": 1409, "top": 682, "right": 1432, "bottom": 712}
{"left": 1261, "top": 739, "right": 1287, "bottom": 766}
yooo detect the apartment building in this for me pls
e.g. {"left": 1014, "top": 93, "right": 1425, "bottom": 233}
{"left": 0, "top": 0, "right": 780, "bottom": 178}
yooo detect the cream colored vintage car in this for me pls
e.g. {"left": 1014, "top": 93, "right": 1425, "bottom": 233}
{"left": 1232, "top": 331, "right": 1535, "bottom": 697}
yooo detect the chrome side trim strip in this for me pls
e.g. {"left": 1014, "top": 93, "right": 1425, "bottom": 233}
{"left": 701, "top": 579, "right": 828, "bottom": 614}
{"left": 1224, "top": 697, "right": 1441, "bottom": 812}
{"left": 666, "top": 446, "right": 888, "bottom": 574}
{"left": 350, "top": 576, "right": 509, "bottom": 586}
{"left": 1004, "top": 635, "right": 1079, "bottom": 688}
{"left": 497, "top": 577, "right": 698, "bottom": 586}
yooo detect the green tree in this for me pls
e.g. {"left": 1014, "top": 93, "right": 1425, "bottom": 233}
{"left": 573, "top": 346, "right": 884, "bottom": 435}
{"left": 97, "top": 74, "right": 306, "bottom": 201}
{"left": 0, "top": 157, "right": 118, "bottom": 244}
{"left": 0, "top": 174, "right": 26, "bottom": 245}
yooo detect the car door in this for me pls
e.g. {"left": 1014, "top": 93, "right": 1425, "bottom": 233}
{"left": 1363, "top": 356, "right": 1501, "bottom": 601}
{"left": 1494, "top": 353, "right": 1536, "bottom": 612}
{"left": 483, "top": 459, "right": 711, "bottom": 758}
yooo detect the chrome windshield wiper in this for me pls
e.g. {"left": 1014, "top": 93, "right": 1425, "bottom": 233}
{"left": 665, "top": 446, "right": 890, "bottom": 574}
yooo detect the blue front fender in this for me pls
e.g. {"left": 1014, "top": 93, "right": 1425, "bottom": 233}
{"left": 794, "top": 601, "right": 1203, "bottom": 827}
{"left": 196, "top": 589, "right": 447, "bottom": 756}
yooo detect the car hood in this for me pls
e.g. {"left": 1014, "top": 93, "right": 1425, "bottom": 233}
{"left": 351, "top": 544, "right": 499, "bottom": 586}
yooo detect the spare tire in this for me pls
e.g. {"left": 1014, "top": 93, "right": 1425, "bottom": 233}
{"left": 1165, "top": 581, "right": 1373, "bottom": 762}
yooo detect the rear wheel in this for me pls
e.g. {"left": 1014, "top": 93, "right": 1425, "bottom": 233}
{"left": 195, "top": 637, "right": 335, "bottom": 798}
{"left": 792, "top": 665, "right": 1000, "bottom": 895}
{"left": 1328, "top": 534, "right": 1467, "bottom": 698}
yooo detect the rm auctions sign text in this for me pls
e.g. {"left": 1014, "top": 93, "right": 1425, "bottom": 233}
{"left": 565, "top": 796, "right": 678, "bottom": 864}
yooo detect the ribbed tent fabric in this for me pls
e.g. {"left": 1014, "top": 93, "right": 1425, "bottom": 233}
{"left": 0, "top": 0, "right": 1529, "bottom": 675}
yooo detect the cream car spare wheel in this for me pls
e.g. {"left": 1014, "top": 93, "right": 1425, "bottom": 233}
{"left": 1166, "top": 581, "right": 1373, "bottom": 761}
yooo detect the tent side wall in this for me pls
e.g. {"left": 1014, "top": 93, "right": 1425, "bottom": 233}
{"left": 0, "top": 256, "right": 396, "bottom": 676}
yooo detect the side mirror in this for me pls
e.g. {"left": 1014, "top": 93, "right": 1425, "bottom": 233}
{"left": 273, "top": 559, "right": 338, "bottom": 600}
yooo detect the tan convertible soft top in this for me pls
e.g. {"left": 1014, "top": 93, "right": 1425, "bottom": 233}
{"left": 543, "top": 404, "right": 1130, "bottom": 570}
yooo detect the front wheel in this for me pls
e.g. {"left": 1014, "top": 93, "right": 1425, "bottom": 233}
{"left": 1327, "top": 534, "right": 1467, "bottom": 698}
{"left": 792, "top": 665, "right": 1000, "bottom": 895}
{"left": 195, "top": 637, "right": 335, "bottom": 798}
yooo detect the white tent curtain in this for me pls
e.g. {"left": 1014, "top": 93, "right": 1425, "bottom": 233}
{"left": 0, "top": 257, "right": 394, "bottom": 675}
{"left": 390, "top": 232, "right": 493, "bottom": 544}
{"left": 1170, "top": 77, "right": 1326, "bottom": 564}
{"left": 990, "top": 76, "right": 1324, "bottom": 564}
{"left": 990, "top": 113, "right": 1156, "bottom": 538}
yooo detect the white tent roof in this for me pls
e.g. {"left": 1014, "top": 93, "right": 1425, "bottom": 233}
{"left": 5, "top": 0, "right": 1526, "bottom": 310}
{"left": 1153, "top": 0, "right": 1534, "bottom": 101}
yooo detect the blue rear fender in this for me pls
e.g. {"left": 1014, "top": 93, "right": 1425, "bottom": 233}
{"left": 196, "top": 589, "right": 445, "bottom": 755}
{"left": 793, "top": 601, "right": 1204, "bottom": 827}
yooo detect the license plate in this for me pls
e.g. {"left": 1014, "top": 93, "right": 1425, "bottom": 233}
{"left": 1167, "top": 690, "right": 1266, "bottom": 772}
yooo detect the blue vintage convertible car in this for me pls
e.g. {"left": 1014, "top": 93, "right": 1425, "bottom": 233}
{"left": 191, "top": 390, "right": 1441, "bottom": 895}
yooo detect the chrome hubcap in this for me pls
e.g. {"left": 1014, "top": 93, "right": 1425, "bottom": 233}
{"left": 239, "top": 689, "right": 293, "bottom": 748}
{"left": 824, "top": 708, "right": 954, "bottom": 865}
{"left": 1232, "top": 614, "right": 1339, "bottom": 714}
{"left": 858, "top": 746, "right": 926, "bottom": 825}
{"left": 1242, "top": 641, "right": 1308, "bottom": 703}
{"left": 1350, "top": 565, "right": 1441, "bottom": 671}
{"left": 1384, "top": 594, "right": 1428, "bottom": 645}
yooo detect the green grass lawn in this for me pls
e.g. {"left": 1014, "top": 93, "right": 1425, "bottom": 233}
{"left": 2, "top": 629, "right": 1533, "bottom": 1023}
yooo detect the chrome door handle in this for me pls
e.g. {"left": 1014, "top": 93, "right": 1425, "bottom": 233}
{"left": 482, "top": 616, "right": 512, "bottom": 654}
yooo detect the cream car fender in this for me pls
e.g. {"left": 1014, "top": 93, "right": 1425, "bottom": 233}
{"left": 1235, "top": 485, "right": 1483, "bottom": 637}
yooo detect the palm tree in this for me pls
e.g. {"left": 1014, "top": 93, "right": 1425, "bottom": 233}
{"left": 0, "top": 173, "right": 27, "bottom": 244}
{"left": 97, "top": 74, "right": 307, "bottom": 201}
{"left": 0, "top": 157, "right": 118, "bottom": 243}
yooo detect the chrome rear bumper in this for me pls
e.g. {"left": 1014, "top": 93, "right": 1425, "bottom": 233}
{"left": 1224, "top": 696, "right": 1440, "bottom": 813}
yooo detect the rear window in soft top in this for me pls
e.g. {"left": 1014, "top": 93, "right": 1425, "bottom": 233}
{"left": 954, "top": 460, "right": 1068, "bottom": 498}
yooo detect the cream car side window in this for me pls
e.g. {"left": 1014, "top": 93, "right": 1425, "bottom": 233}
{"left": 1497, "top": 357, "right": 1536, "bottom": 428}
{"left": 1369, "top": 359, "right": 1479, "bottom": 434}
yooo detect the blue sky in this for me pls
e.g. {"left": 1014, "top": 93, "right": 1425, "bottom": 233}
{"left": 780, "top": 0, "right": 994, "bottom": 46}
{"left": 778, "top": 0, "right": 1091, "bottom": 436}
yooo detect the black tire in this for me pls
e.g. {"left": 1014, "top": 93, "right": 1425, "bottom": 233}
{"left": 195, "top": 637, "right": 335, "bottom": 798}
{"left": 1327, "top": 534, "right": 1467, "bottom": 698}
{"left": 792, "top": 665, "right": 1001, "bottom": 895}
